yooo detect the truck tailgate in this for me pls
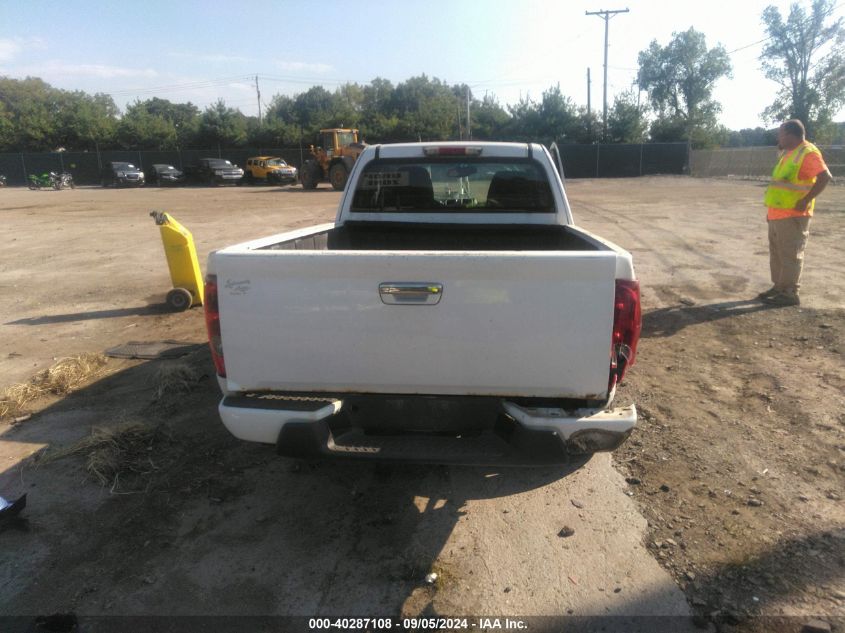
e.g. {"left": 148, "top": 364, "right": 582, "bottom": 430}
{"left": 215, "top": 250, "right": 618, "bottom": 398}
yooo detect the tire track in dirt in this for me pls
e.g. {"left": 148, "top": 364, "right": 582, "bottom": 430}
{"left": 575, "top": 200, "right": 757, "bottom": 306}
{"left": 577, "top": 200, "right": 745, "bottom": 272}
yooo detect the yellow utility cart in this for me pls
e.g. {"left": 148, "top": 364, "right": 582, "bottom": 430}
{"left": 150, "top": 211, "right": 204, "bottom": 311}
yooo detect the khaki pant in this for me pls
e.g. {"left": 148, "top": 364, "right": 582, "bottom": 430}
{"left": 768, "top": 216, "right": 811, "bottom": 296}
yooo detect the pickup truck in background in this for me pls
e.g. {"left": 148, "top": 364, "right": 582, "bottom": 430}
{"left": 204, "top": 142, "right": 641, "bottom": 464}
{"left": 184, "top": 158, "right": 244, "bottom": 186}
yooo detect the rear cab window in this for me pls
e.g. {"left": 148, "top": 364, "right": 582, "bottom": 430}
{"left": 350, "top": 158, "right": 554, "bottom": 213}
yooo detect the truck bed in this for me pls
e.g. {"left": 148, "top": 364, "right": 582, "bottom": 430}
{"left": 259, "top": 223, "right": 602, "bottom": 252}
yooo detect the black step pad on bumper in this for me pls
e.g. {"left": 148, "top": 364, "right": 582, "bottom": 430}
{"left": 276, "top": 415, "right": 577, "bottom": 466}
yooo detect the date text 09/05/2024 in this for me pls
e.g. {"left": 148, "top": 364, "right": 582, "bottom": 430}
{"left": 308, "top": 618, "right": 528, "bottom": 630}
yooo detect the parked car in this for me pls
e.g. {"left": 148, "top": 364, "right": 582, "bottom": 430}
{"left": 244, "top": 156, "right": 298, "bottom": 185}
{"left": 149, "top": 164, "right": 185, "bottom": 186}
{"left": 101, "top": 161, "right": 145, "bottom": 187}
{"left": 204, "top": 141, "right": 641, "bottom": 465}
{"left": 184, "top": 158, "right": 244, "bottom": 185}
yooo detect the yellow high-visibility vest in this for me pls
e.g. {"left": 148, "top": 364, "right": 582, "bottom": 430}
{"left": 764, "top": 141, "right": 822, "bottom": 215}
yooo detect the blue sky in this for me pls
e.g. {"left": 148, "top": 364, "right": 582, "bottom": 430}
{"left": 1, "top": 0, "right": 843, "bottom": 130}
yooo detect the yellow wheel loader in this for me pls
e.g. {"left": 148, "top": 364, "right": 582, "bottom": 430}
{"left": 300, "top": 128, "right": 366, "bottom": 191}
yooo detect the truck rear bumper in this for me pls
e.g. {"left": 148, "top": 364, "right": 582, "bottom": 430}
{"left": 218, "top": 395, "right": 635, "bottom": 465}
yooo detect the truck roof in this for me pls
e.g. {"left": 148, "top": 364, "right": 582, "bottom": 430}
{"left": 375, "top": 141, "right": 536, "bottom": 159}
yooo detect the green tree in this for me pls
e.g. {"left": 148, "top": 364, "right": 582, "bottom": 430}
{"left": 760, "top": 0, "right": 845, "bottom": 138}
{"left": 197, "top": 100, "right": 248, "bottom": 147}
{"left": 334, "top": 82, "right": 364, "bottom": 127}
{"left": 506, "top": 86, "right": 581, "bottom": 144}
{"left": 293, "top": 86, "right": 337, "bottom": 134}
{"left": 359, "top": 112, "right": 401, "bottom": 142}
{"left": 56, "top": 91, "right": 118, "bottom": 150}
{"left": 0, "top": 77, "right": 60, "bottom": 150}
{"left": 647, "top": 115, "right": 689, "bottom": 143}
{"left": 607, "top": 91, "right": 648, "bottom": 143}
{"left": 0, "top": 101, "right": 14, "bottom": 150}
{"left": 137, "top": 98, "right": 200, "bottom": 147}
{"left": 470, "top": 94, "right": 510, "bottom": 140}
{"left": 265, "top": 94, "right": 298, "bottom": 130}
{"left": 637, "top": 28, "right": 732, "bottom": 146}
{"left": 358, "top": 78, "right": 400, "bottom": 141}
{"left": 117, "top": 101, "right": 178, "bottom": 149}
{"left": 504, "top": 95, "right": 541, "bottom": 141}
{"left": 724, "top": 126, "right": 778, "bottom": 147}
{"left": 572, "top": 108, "right": 602, "bottom": 144}
{"left": 361, "top": 78, "right": 394, "bottom": 117}
{"left": 0, "top": 77, "right": 121, "bottom": 151}
{"left": 536, "top": 85, "right": 579, "bottom": 143}
{"left": 246, "top": 117, "right": 300, "bottom": 147}
{"left": 388, "top": 75, "right": 460, "bottom": 141}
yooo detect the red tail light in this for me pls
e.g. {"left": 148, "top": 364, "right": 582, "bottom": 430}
{"left": 609, "top": 279, "right": 641, "bottom": 391}
{"left": 204, "top": 274, "right": 226, "bottom": 377}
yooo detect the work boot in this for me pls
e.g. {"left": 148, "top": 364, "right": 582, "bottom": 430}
{"left": 762, "top": 292, "right": 800, "bottom": 306}
{"left": 756, "top": 286, "right": 779, "bottom": 300}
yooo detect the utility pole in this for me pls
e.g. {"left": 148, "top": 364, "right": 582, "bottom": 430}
{"left": 587, "top": 68, "right": 591, "bottom": 118}
{"left": 466, "top": 86, "right": 471, "bottom": 140}
{"left": 457, "top": 102, "right": 463, "bottom": 140}
{"left": 586, "top": 8, "right": 629, "bottom": 141}
{"left": 255, "top": 75, "right": 262, "bottom": 125}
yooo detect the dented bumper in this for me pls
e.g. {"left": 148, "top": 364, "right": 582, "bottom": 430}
{"left": 502, "top": 403, "right": 636, "bottom": 453}
{"left": 218, "top": 394, "right": 635, "bottom": 465}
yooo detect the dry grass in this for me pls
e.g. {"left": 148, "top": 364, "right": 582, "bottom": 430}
{"left": 0, "top": 353, "right": 108, "bottom": 420}
{"left": 152, "top": 361, "right": 199, "bottom": 402}
{"left": 38, "top": 420, "right": 167, "bottom": 492}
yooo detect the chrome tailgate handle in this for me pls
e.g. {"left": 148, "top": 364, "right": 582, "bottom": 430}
{"left": 379, "top": 282, "right": 443, "bottom": 305}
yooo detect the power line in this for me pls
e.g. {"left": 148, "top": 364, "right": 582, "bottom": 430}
{"left": 586, "top": 7, "right": 630, "bottom": 141}
{"left": 258, "top": 74, "right": 358, "bottom": 86}
{"left": 727, "top": 37, "right": 771, "bottom": 55}
{"left": 108, "top": 75, "right": 254, "bottom": 97}
{"left": 109, "top": 72, "right": 362, "bottom": 99}
{"left": 726, "top": 1, "right": 844, "bottom": 54}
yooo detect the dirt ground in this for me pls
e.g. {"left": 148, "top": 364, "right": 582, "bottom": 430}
{"left": 0, "top": 178, "right": 843, "bottom": 632}
{"left": 576, "top": 179, "right": 845, "bottom": 631}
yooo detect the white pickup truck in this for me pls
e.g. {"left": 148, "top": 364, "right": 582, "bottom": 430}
{"left": 204, "top": 142, "right": 641, "bottom": 464}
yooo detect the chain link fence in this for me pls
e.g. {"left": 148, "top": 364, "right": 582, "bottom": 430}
{"left": 690, "top": 145, "right": 845, "bottom": 180}
{"left": 0, "top": 147, "right": 307, "bottom": 186}
{"left": 0, "top": 142, "right": 693, "bottom": 186}
{"left": 7, "top": 143, "right": 844, "bottom": 186}
{"left": 558, "top": 142, "right": 689, "bottom": 178}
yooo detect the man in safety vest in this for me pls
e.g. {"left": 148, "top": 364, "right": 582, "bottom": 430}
{"left": 758, "top": 119, "right": 832, "bottom": 306}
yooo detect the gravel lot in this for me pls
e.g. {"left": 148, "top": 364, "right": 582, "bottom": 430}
{"left": 0, "top": 178, "right": 843, "bottom": 632}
